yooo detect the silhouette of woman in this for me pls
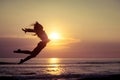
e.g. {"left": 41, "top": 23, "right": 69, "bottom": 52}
{"left": 14, "top": 21, "right": 50, "bottom": 64}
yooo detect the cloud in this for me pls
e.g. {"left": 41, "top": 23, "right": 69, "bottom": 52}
{"left": 48, "top": 37, "right": 80, "bottom": 46}
{"left": 46, "top": 37, "right": 81, "bottom": 50}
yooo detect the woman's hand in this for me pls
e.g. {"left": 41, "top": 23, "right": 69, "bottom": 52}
{"left": 22, "top": 28, "right": 27, "bottom": 33}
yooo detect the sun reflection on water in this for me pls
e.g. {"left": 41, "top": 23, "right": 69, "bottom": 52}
{"left": 46, "top": 58, "right": 62, "bottom": 75}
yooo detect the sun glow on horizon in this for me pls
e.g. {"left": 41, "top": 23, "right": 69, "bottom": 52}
{"left": 49, "top": 58, "right": 60, "bottom": 63}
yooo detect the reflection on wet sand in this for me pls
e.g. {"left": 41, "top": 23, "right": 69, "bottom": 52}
{"left": 46, "top": 58, "right": 63, "bottom": 75}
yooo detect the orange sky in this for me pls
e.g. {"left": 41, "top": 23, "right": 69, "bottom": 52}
{"left": 0, "top": 0, "right": 120, "bottom": 58}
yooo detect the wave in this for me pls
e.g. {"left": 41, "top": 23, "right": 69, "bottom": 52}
{"left": 77, "top": 61, "right": 120, "bottom": 64}
{"left": 1, "top": 61, "right": 120, "bottom": 65}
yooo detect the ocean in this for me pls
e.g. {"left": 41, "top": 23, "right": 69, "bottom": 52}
{"left": 0, "top": 58, "right": 120, "bottom": 80}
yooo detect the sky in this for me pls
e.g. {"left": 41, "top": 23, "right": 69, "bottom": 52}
{"left": 0, "top": 0, "right": 120, "bottom": 58}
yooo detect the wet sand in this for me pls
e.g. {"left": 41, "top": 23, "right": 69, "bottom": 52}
{"left": 0, "top": 74, "right": 120, "bottom": 80}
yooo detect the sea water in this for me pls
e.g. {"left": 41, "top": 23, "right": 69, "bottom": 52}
{"left": 0, "top": 58, "right": 120, "bottom": 80}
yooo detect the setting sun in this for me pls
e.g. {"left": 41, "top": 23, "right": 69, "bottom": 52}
{"left": 49, "top": 32, "right": 60, "bottom": 40}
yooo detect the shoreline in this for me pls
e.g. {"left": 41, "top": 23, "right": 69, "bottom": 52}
{"left": 0, "top": 74, "right": 120, "bottom": 80}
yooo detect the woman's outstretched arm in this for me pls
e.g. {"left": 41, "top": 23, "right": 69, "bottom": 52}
{"left": 22, "top": 28, "right": 35, "bottom": 33}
